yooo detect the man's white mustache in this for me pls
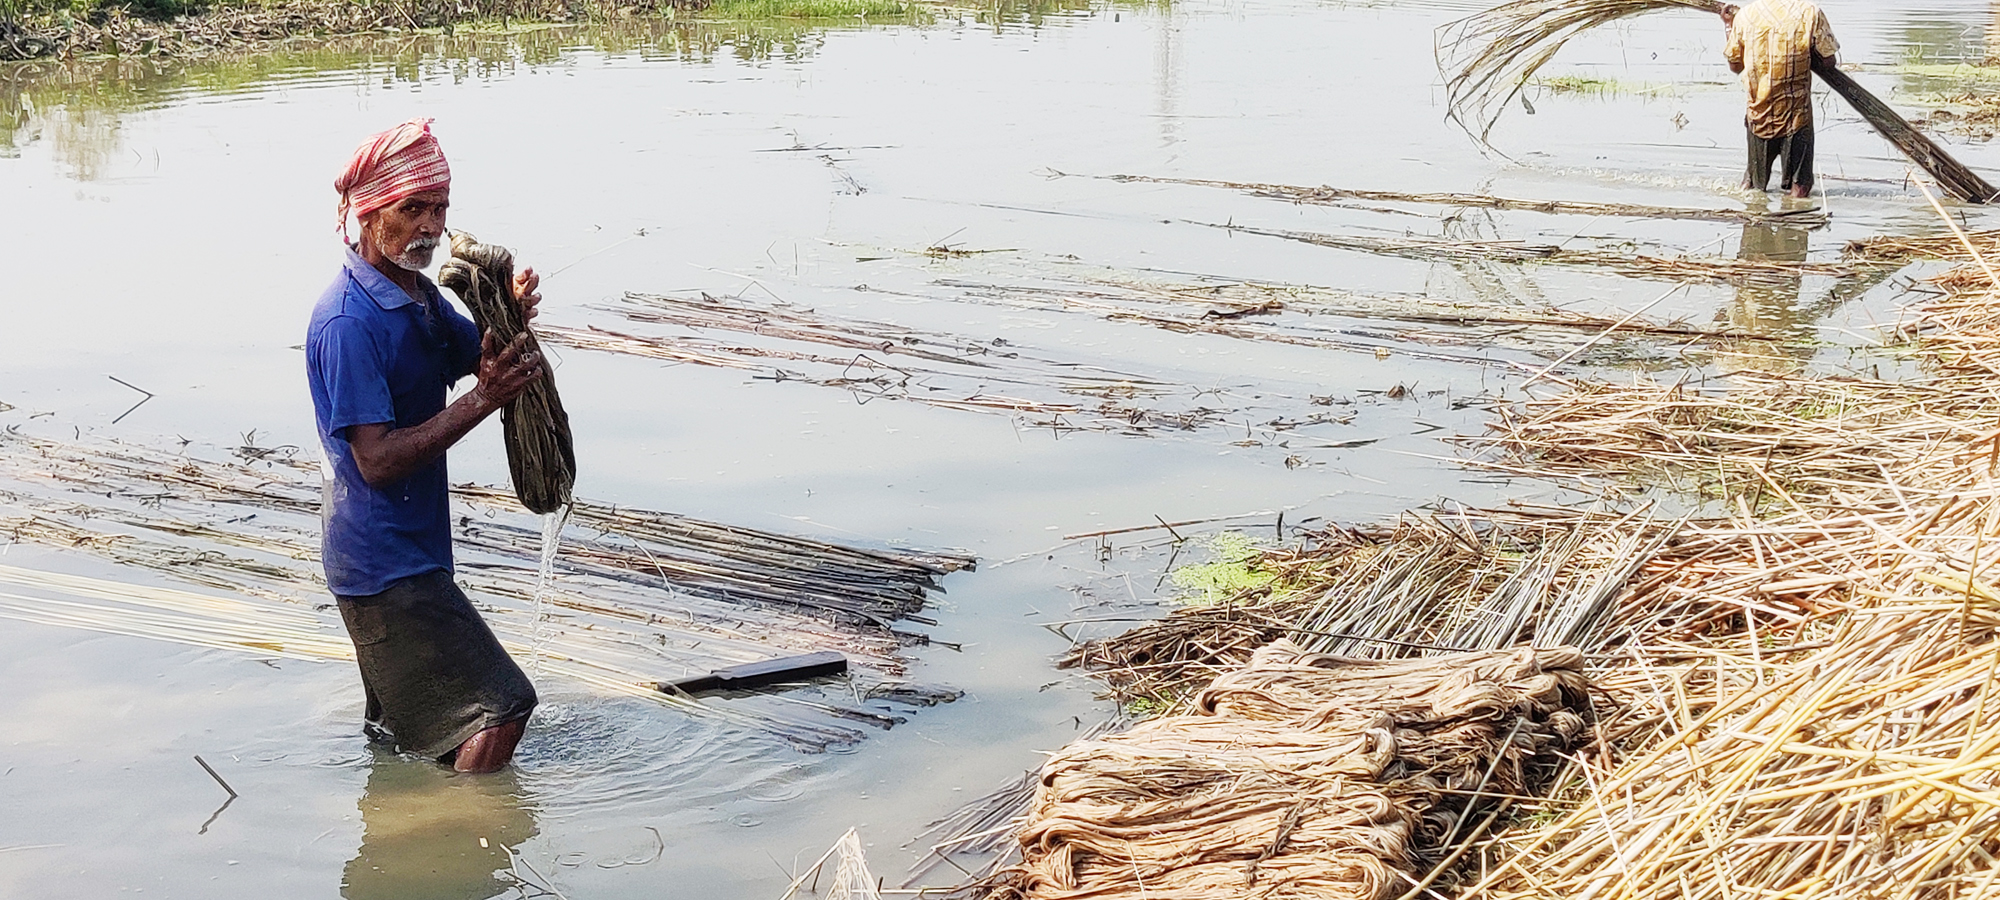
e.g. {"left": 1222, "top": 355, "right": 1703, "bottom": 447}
{"left": 404, "top": 237, "right": 441, "bottom": 253}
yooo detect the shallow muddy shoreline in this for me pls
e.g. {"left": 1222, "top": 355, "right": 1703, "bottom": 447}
{"left": 0, "top": 0, "right": 929, "bottom": 63}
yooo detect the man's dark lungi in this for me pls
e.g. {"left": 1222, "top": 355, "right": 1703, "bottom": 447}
{"left": 335, "top": 570, "right": 537, "bottom": 759}
{"left": 1745, "top": 120, "right": 1815, "bottom": 194}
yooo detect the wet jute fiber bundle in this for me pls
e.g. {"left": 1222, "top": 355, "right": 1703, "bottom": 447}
{"left": 439, "top": 230, "right": 576, "bottom": 514}
{"left": 989, "top": 640, "right": 1589, "bottom": 900}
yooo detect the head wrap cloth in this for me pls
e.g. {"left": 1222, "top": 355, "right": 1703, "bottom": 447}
{"left": 334, "top": 117, "right": 451, "bottom": 237}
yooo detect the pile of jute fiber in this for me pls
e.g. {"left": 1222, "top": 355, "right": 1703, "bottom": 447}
{"left": 440, "top": 230, "right": 577, "bottom": 514}
{"left": 986, "top": 640, "right": 1590, "bottom": 900}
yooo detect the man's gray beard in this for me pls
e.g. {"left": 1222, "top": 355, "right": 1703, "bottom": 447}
{"left": 390, "top": 238, "right": 438, "bottom": 272}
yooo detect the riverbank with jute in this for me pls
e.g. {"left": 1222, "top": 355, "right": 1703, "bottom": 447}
{"left": 0, "top": 0, "right": 724, "bottom": 63}
{"left": 962, "top": 239, "right": 2000, "bottom": 898}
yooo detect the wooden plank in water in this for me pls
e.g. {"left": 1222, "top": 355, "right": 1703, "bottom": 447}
{"left": 655, "top": 650, "right": 850, "bottom": 696}
{"left": 1813, "top": 57, "right": 1999, "bottom": 204}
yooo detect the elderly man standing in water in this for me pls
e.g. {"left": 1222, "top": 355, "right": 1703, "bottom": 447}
{"left": 307, "top": 118, "right": 545, "bottom": 773}
{"left": 1722, "top": 1, "right": 1839, "bottom": 198}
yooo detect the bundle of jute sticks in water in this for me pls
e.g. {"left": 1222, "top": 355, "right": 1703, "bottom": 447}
{"left": 1440, "top": 0, "right": 1999, "bottom": 201}
{"left": 439, "top": 230, "right": 576, "bottom": 514}
{"left": 0, "top": 427, "right": 975, "bottom": 749}
{"left": 987, "top": 640, "right": 1590, "bottom": 900}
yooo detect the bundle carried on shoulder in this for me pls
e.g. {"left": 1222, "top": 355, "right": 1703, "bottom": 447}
{"left": 438, "top": 230, "right": 576, "bottom": 514}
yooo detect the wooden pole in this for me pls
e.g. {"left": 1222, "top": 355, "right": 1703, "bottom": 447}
{"left": 1811, "top": 56, "right": 2000, "bottom": 203}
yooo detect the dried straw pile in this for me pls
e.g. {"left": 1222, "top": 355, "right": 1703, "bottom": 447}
{"left": 1064, "top": 507, "right": 1664, "bottom": 711}
{"left": 439, "top": 230, "right": 576, "bottom": 514}
{"left": 1909, "top": 268, "right": 2000, "bottom": 376}
{"left": 1475, "top": 574, "right": 2000, "bottom": 898}
{"left": 1456, "top": 259, "right": 2000, "bottom": 900}
{"left": 988, "top": 640, "right": 1589, "bottom": 900}
{"left": 1038, "top": 232, "right": 2000, "bottom": 895}
{"left": 1847, "top": 230, "right": 2000, "bottom": 266}
{"left": 1478, "top": 373, "right": 2000, "bottom": 503}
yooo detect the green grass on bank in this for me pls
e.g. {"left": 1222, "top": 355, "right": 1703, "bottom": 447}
{"left": 2, "top": 0, "right": 926, "bottom": 26}
{"left": 2, "top": 0, "right": 925, "bottom": 19}
{"left": 701, "top": 0, "right": 912, "bottom": 20}
{"left": 1, "top": 0, "right": 664, "bottom": 23}
{"left": 1895, "top": 63, "right": 2000, "bottom": 84}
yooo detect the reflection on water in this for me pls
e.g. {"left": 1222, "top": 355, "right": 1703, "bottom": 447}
{"left": 345, "top": 749, "right": 538, "bottom": 900}
{"left": 0, "top": 17, "right": 846, "bottom": 178}
{"left": 7, "top": 0, "right": 1997, "bottom": 896}
{"left": 0, "top": 0, "right": 1126, "bottom": 179}
{"left": 512, "top": 697, "right": 815, "bottom": 817}
{"left": 1715, "top": 214, "right": 1812, "bottom": 377}
{"left": 1154, "top": 0, "right": 1180, "bottom": 154}
{"left": 956, "top": 0, "right": 1105, "bottom": 32}
{"left": 1894, "top": 16, "right": 1986, "bottom": 67}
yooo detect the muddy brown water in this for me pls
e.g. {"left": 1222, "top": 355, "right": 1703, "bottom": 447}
{"left": 3, "top": 1, "right": 1999, "bottom": 897}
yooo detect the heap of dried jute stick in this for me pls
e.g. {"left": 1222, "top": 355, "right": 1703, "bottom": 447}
{"left": 987, "top": 640, "right": 1590, "bottom": 900}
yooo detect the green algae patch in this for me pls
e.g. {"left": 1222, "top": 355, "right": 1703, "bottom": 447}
{"left": 1169, "top": 531, "right": 1278, "bottom": 606}
{"left": 1534, "top": 74, "right": 1622, "bottom": 95}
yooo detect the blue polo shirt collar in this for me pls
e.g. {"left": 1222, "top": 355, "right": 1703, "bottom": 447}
{"left": 343, "top": 246, "right": 425, "bottom": 311}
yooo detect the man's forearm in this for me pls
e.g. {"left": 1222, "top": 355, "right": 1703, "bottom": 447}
{"left": 349, "top": 389, "right": 500, "bottom": 488}
{"left": 347, "top": 321, "right": 543, "bottom": 487}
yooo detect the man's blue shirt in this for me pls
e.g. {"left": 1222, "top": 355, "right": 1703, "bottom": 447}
{"left": 307, "top": 248, "right": 481, "bottom": 597}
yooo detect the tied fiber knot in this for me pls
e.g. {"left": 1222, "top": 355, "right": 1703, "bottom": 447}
{"left": 438, "top": 230, "right": 576, "bottom": 514}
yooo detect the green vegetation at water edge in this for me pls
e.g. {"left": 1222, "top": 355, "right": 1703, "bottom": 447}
{"left": 1168, "top": 531, "right": 1276, "bottom": 605}
{"left": 0, "top": 0, "right": 962, "bottom": 24}
{"left": 1892, "top": 63, "right": 2000, "bottom": 82}
{"left": 1, "top": 0, "right": 681, "bottom": 24}
{"left": 699, "top": 0, "right": 912, "bottom": 19}
{"left": 1534, "top": 74, "right": 1620, "bottom": 94}
{"left": 1527, "top": 75, "right": 1725, "bottom": 97}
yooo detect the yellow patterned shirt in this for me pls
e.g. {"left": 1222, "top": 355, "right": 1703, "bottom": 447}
{"left": 1725, "top": 0, "right": 1840, "bottom": 139}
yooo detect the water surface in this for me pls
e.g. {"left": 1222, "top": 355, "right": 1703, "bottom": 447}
{"left": 3, "top": 1, "right": 1997, "bottom": 896}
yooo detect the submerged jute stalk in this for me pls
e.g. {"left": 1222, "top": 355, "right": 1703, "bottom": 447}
{"left": 439, "top": 230, "right": 576, "bottom": 514}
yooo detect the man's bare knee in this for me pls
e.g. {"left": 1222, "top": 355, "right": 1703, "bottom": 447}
{"left": 452, "top": 719, "right": 527, "bottom": 774}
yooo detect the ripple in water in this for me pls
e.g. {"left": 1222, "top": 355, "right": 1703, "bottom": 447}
{"left": 510, "top": 693, "right": 822, "bottom": 817}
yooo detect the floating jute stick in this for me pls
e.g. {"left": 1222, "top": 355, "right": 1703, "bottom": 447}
{"left": 439, "top": 230, "right": 576, "bottom": 514}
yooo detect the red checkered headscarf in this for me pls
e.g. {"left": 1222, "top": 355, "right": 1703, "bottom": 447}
{"left": 334, "top": 118, "right": 451, "bottom": 238}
